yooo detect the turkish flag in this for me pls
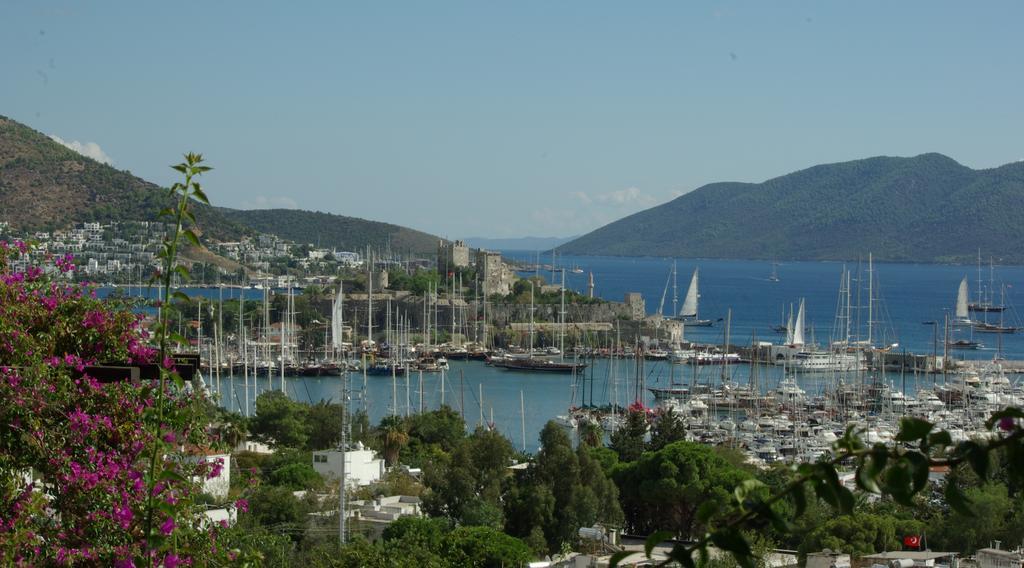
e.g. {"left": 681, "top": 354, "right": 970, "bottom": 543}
{"left": 904, "top": 535, "right": 921, "bottom": 548}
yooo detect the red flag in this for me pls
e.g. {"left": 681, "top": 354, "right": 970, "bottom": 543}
{"left": 904, "top": 535, "right": 921, "bottom": 548}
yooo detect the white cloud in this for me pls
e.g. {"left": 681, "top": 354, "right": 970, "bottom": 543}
{"left": 49, "top": 135, "right": 113, "bottom": 165}
{"left": 570, "top": 191, "right": 592, "bottom": 205}
{"left": 569, "top": 186, "right": 659, "bottom": 208}
{"left": 240, "top": 195, "right": 299, "bottom": 210}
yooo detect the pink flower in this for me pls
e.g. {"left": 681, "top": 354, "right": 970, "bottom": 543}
{"left": 162, "top": 554, "right": 181, "bottom": 568}
{"left": 999, "top": 416, "right": 1016, "bottom": 431}
{"left": 112, "top": 504, "right": 133, "bottom": 529}
{"left": 160, "top": 516, "right": 175, "bottom": 536}
{"left": 234, "top": 498, "right": 248, "bottom": 513}
{"left": 163, "top": 431, "right": 177, "bottom": 444}
{"left": 115, "top": 558, "right": 136, "bottom": 568}
{"left": 207, "top": 460, "right": 224, "bottom": 479}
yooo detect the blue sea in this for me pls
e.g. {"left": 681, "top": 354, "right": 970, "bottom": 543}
{"left": 198, "top": 255, "right": 1024, "bottom": 452}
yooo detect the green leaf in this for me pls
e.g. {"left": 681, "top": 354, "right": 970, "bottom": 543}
{"left": 183, "top": 229, "right": 200, "bottom": 247}
{"left": 171, "top": 164, "right": 188, "bottom": 173}
{"left": 645, "top": 531, "right": 674, "bottom": 557}
{"left": 896, "top": 417, "right": 933, "bottom": 442}
{"left": 945, "top": 481, "right": 974, "bottom": 517}
{"left": 734, "top": 479, "right": 766, "bottom": 509}
{"left": 710, "top": 529, "right": 754, "bottom": 568}
{"left": 927, "top": 430, "right": 953, "bottom": 448}
{"left": 608, "top": 551, "right": 633, "bottom": 568}
{"left": 905, "top": 451, "right": 930, "bottom": 494}
{"left": 668, "top": 545, "right": 695, "bottom": 568}
{"left": 959, "top": 441, "right": 989, "bottom": 480}
{"left": 192, "top": 185, "right": 210, "bottom": 205}
{"left": 171, "top": 291, "right": 191, "bottom": 303}
{"left": 836, "top": 484, "right": 855, "bottom": 514}
{"left": 986, "top": 408, "right": 1024, "bottom": 430}
{"left": 792, "top": 482, "right": 807, "bottom": 517}
{"left": 696, "top": 500, "right": 721, "bottom": 524}
{"left": 158, "top": 468, "right": 187, "bottom": 485}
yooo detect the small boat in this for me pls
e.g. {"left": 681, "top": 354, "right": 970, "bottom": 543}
{"left": 490, "top": 355, "right": 586, "bottom": 374}
{"left": 768, "top": 262, "right": 780, "bottom": 283}
{"left": 947, "top": 339, "right": 982, "bottom": 350}
{"left": 973, "top": 322, "right": 1017, "bottom": 334}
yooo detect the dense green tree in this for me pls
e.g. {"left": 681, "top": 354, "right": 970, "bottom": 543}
{"left": 505, "top": 421, "right": 623, "bottom": 553}
{"left": 406, "top": 406, "right": 466, "bottom": 452}
{"left": 929, "top": 482, "right": 1024, "bottom": 554}
{"left": 613, "top": 440, "right": 750, "bottom": 537}
{"left": 304, "top": 400, "right": 344, "bottom": 450}
{"left": 648, "top": 408, "right": 687, "bottom": 451}
{"left": 268, "top": 462, "right": 323, "bottom": 491}
{"left": 403, "top": 406, "right": 467, "bottom": 467}
{"left": 250, "top": 390, "right": 311, "bottom": 449}
{"left": 382, "top": 517, "right": 449, "bottom": 551}
{"left": 798, "top": 512, "right": 924, "bottom": 559}
{"left": 422, "top": 427, "right": 515, "bottom": 526}
{"left": 610, "top": 409, "right": 648, "bottom": 462}
{"left": 443, "top": 526, "right": 533, "bottom": 568}
{"left": 242, "top": 485, "right": 312, "bottom": 542}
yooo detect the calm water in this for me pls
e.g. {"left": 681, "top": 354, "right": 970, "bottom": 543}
{"left": 507, "top": 253, "right": 1024, "bottom": 360}
{"left": 176, "top": 255, "right": 1022, "bottom": 452}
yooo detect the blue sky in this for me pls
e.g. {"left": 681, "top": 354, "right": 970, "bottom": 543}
{"left": 3, "top": 1, "right": 1023, "bottom": 239}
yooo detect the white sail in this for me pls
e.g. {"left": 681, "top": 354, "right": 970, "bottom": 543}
{"left": 331, "top": 283, "right": 345, "bottom": 350}
{"left": 955, "top": 276, "right": 969, "bottom": 321}
{"left": 679, "top": 268, "right": 699, "bottom": 318}
{"left": 785, "top": 309, "right": 795, "bottom": 345}
{"left": 792, "top": 298, "right": 806, "bottom": 346}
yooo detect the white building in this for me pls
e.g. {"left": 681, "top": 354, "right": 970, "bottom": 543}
{"left": 978, "top": 548, "right": 1024, "bottom": 568}
{"left": 349, "top": 495, "right": 423, "bottom": 541}
{"left": 185, "top": 450, "right": 231, "bottom": 500}
{"left": 312, "top": 444, "right": 386, "bottom": 487}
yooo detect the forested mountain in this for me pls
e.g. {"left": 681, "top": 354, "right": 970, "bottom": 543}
{"left": 557, "top": 153, "right": 1024, "bottom": 263}
{"left": 0, "top": 115, "right": 439, "bottom": 253}
{"left": 217, "top": 208, "right": 439, "bottom": 256}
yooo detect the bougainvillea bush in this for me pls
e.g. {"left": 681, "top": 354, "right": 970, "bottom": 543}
{"left": 0, "top": 242, "right": 239, "bottom": 566}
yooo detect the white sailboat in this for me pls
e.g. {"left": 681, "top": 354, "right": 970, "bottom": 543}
{"left": 954, "top": 276, "right": 974, "bottom": 326}
{"left": 331, "top": 282, "right": 347, "bottom": 360}
{"left": 783, "top": 297, "right": 865, "bottom": 372}
{"left": 675, "top": 268, "right": 712, "bottom": 326}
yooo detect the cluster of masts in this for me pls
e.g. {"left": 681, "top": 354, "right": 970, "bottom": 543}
{"left": 560, "top": 358, "right": 1022, "bottom": 467}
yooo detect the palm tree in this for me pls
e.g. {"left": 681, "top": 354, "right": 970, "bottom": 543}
{"left": 579, "top": 420, "right": 603, "bottom": 448}
{"left": 377, "top": 415, "right": 409, "bottom": 467}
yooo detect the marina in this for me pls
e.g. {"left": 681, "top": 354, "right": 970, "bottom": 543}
{"left": 189, "top": 255, "right": 1024, "bottom": 455}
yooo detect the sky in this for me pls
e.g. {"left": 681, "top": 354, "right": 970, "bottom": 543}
{"left": 2, "top": 1, "right": 1023, "bottom": 239}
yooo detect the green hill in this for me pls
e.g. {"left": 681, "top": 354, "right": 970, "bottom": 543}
{"left": 0, "top": 115, "right": 249, "bottom": 241}
{"left": 217, "top": 208, "right": 439, "bottom": 256}
{"left": 0, "top": 115, "right": 440, "bottom": 255}
{"left": 557, "top": 153, "right": 1024, "bottom": 264}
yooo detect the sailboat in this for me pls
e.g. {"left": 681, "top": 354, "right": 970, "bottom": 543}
{"left": 674, "top": 268, "right": 712, "bottom": 326}
{"left": 953, "top": 276, "right": 976, "bottom": 326}
{"left": 974, "top": 285, "right": 1018, "bottom": 333}
{"left": 781, "top": 294, "right": 864, "bottom": 373}
{"left": 768, "top": 261, "right": 780, "bottom": 283}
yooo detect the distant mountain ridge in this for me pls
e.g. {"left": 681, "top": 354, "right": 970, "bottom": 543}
{"left": 0, "top": 115, "right": 440, "bottom": 255}
{"left": 557, "top": 153, "right": 1024, "bottom": 264}
{"left": 463, "top": 235, "right": 577, "bottom": 251}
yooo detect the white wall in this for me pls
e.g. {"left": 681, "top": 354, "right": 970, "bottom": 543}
{"left": 312, "top": 448, "right": 385, "bottom": 487}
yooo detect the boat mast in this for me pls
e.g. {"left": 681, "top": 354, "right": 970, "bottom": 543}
{"left": 529, "top": 281, "right": 535, "bottom": 355}
{"left": 672, "top": 260, "right": 678, "bottom": 318}
{"left": 560, "top": 269, "right": 566, "bottom": 361}
{"left": 867, "top": 253, "right": 874, "bottom": 347}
